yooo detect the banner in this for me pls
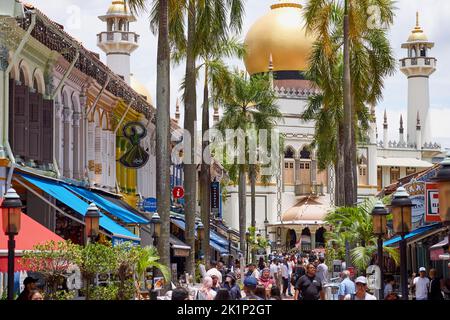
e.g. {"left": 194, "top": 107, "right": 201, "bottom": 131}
{"left": 425, "top": 182, "right": 441, "bottom": 222}
{"left": 404, "top": 181, "right": 426, "bottom": 229}
{"left": 211, "top": 181, "right": 220, "bottom": 215}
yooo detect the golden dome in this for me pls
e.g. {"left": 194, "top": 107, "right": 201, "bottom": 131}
{"left": 407, "top": 12, "right": 428, "bottom": 42}
{"left": 244, "top": 0, "right": 314, "bottom": 75}
{"left": 130, "top": 76, "right": 153, "bottom": 105}
{"left": 106, "top": 0, "right": 132, "bottom": 16}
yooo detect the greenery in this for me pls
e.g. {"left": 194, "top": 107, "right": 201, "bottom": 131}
{"left": 324, "top": 197, "right": 400, "bottom": 272}
{"left": 247, "top": 226, "right": 270, "bottom": 258}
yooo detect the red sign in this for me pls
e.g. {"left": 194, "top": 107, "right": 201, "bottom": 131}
{"left": 172, "top": 186, "right": 184, "bottom": 199}
{"left": 425, "top": 183, "right": 441, "bottom": 222}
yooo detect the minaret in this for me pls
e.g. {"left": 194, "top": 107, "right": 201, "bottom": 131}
{"left": 399, "top": 114, "right": 405, "bottom": 145}
{"left": 268, "top": 53, "right": 274, "bottom": 89}
{"left": 383, "top": 110, "right": 388, "bottom": 149}
{"left": 97, "top": 0, "right": 139, "bottom": 84}
{"left": 400, "top": 12, "right": 436, "bottom": 147}
{"left": 416, "top": 111, "right": 422, "bottom": 149}
{"left": 175, "top": 98, "right": 181, "bottom": 124}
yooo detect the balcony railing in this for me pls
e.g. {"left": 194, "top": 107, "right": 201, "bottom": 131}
{"left": 295, "top": 183, "right": 325, "bottom": 196}
{"left": 97, "top": 31, "right": 139, "bottom": 44}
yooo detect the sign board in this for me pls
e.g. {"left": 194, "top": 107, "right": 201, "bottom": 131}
{"left": 332, "top": 260, "right": 342, "bottom": 278}
{"left": 112, "top": 237, "right": 140, "bottom": 247}
{"left": 210, "top": 181, "right": 220, "bottom": 214}
{"left": 404, "top": 181, "right": 426, "bottom": 229}
{"left": 143, "top": 197, "right": 157, "bottom": 213}
{"left": 119, "top": 122, "right": 150, "bottom": 169}
{"left": 366, "top": 265, "right": 381, "bottom": 290}
{"left": 172, "top": 186, "right": 184, "bottom": 199}
{"left": 425, "top": 183, "right": 441, "bottom": 222}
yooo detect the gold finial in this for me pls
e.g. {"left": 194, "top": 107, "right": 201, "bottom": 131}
{"left": 268, "top": 53, "right": 274, "bottom": 71}
{"left": 416, "top": 11, "right": 419, "bottom": 27}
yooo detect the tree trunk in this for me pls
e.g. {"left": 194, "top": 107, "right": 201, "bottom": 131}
{"left": 343, "top": 0, "right": 355, "bottom": 207}
{"left": 156, "top": 0, "right": 171, "bottom": 291}
{"left": 336, "top": 122, "right": 345, "bottom": 207}
{"left": 238, "top": 165, "right": 247, "bottom": 252}
{"left": 183, "top": 0, "right": 197, "bottom": 277}
{"left": 250, "top": 164, "right": 256, "bottom": 228}
{"left": 201, "top": 65, "right": 211, "bottom": 268}
{"left": 351, "top": 100, "right": 358, "bottom": 205}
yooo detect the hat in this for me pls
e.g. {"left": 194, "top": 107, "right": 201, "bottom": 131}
{"left": 355, "top": 276, "right": 367, "bottom": 285}
{"left": 419, "top": 267, "right": 426, "bottom": 272}
{"left": 244, "top": 276, "right": 258, "bottom": 288}
{"left": 23, "top": 276, "right": 38, "bottom": 285}
{"left": 226, "top": 272, "right": 236, "bottom": 281}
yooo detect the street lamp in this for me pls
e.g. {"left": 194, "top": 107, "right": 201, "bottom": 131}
{"left": 245, "top": 231, "right": 250, "bottom": 265}
{"left": 1, "top": 188, "right": 22, "bottom": 300}
{"left": 371, "top": 200, "right": 388, "bottom": 299}
{"left": 150, "top": 212, "right": 161, "bottom": 300}
{"left": 432, "top": 152, "right": 450, "bottom": 254}
{"left": 197, "top": 222, "right": 205, "bottom": 260}
{"left": 227, "top": 227, "right": 233, "bottom": 269}
{"left": 390, "top": 186, "right": 413, "bottom": 300}
{"left": 85, "top": 203, "right": 101, "bottom": 244}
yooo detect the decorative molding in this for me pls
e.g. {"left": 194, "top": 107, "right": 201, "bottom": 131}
{"left": 274, "top": 85, "right": 320, "bottom": 99}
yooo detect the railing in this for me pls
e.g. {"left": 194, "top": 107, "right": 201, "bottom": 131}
{"left": 295, "top": 183, "right": 324, "bottom": 196}
{"left": 97, "top": 31, "right": 139, "bottom": 44}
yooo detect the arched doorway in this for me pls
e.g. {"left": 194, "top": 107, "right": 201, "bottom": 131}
{"left": 315, "top": 227, "right": 326, "bottom": 248}
{"left": 301, "top": 227, "right": 311, "bottom": 252}
{"left": 285, "top": 229, "right": 297, "bottom": 250}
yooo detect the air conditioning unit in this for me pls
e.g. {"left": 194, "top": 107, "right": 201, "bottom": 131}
{"left": 0, "top": 0, "right": 25, "bottom": 18}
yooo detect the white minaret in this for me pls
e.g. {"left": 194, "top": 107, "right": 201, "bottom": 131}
{"left": 97, "top": 0, "right": 139, "bottom": 85}
{"left": 400, "top": 12, "right": 436, "bottom": 147}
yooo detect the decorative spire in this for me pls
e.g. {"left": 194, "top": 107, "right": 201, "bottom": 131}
{"left": 383, "top": 110, "right": 388, "bottom": 129}
{"left": 416, "top": 11, "right": 419, "bottom": 27}
{"left": 399, "top": 114, "right": 404, "bottom": 133}
{"left": 268, "top": 53, "right": 274, "bottom": 71}
{"left": 416, "top": 111, "right": 421, "bottom": 129}
{"left": 175, "top": 98, "right": 180, "bottom": 123}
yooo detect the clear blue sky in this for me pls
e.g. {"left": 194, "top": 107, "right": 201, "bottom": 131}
{"left": 28, "top": 0, "right": 450, "bottom": 147}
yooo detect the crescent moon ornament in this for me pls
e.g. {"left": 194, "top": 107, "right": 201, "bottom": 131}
{"left": 119, "top": 122, "right": 150, "bottom": 169}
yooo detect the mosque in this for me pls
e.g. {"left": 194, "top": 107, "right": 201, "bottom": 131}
{"left": 222, "top": 0, "right": 443, "bottom": 252}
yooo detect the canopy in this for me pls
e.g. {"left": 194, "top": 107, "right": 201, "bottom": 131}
{"left": 64, "top": 185, "right": 148, "bottom": 224}
{"left": 17, "top": 174, "right": 140, "bottom": 242}
{"left": 377, "top": 157, "right": 433, "bottom": 168}
{"left": 384, "top": 223, "right": 442, "bottom": 246}
{"left": 0, "top": 209, "right": 64, "bottom": 272}
{"left": 281, "top": 196, "right": 331, "bottom": 224}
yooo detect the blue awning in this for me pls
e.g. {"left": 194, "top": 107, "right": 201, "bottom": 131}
{"left": 210, "top": 241, "right": 228, "bottom": 255}
{"left": 384, "top": 223, "right": 442, "bottom": 246}
{"left": 64, "top": 185, "right": 148, "bottom": 224}
{"left": 17, "top": 174, "right": 140, "bottom": 242}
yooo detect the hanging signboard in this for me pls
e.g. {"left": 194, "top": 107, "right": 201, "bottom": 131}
{"left": 425, "top": 182, "right": 441, "bottom": 222}
{"left": 119, "top": 122, "right": 150, "bottom": 169}
{"left": 404, "top": 180, "right": 426, "bottom": 229}
{"left": 211, "top": 181, "right": 220, "bottom": 214}
{"left": 143, "top": 197, "right": 157, "bottom": 213}
{"left": 172, "top": 186, "right": 184, "bottom": 199}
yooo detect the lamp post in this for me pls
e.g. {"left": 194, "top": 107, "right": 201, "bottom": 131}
{"left": 150, "top": 212, "right": 161, "bottom": 300}
{"left": 371, "top": 200, "right": 388, "bottom": 299}
{"left": 245, "top": 231, "right": 250, "bottom": 265}
{"left": 197, "top": 222, "right": 205, "bottom": 260}
{"left": 390, "top": 187, "right": 413, "bottom": 300}
{"left": 1, "top": 188, "right": 22, "bottom": 300}
{"left": 432, "top": 151, "right": 450, "bottom": 255}
{"left": 227, "top": 227, "right": 233, "bottom": 269}
{"left": 84, "top": 203, "right": 101, "bottom": 244}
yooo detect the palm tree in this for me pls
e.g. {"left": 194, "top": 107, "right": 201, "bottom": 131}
{"left": 325, "top": 198, "right": 399, "bottom": 271}
{"left": 126, "top": 0, "right": 175, "bottom": 287}
{"left": 304, "top": 0, "right": 396, "bottom": 206}
{"left": 216, "top": 72, "right": 281, "bottom": 252}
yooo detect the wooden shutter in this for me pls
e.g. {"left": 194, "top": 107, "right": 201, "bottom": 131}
{"left": 12, "top": 83, "right": 29, "bottom": 158}
{"left": 42, "top": 99, "right": 54, "bottom": 164}
{"left": 28, "top": 92, "right": 43, "bottom": 161}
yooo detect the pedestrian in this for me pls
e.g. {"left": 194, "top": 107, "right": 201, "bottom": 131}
{"left": 384, "top": 275, "right": 395, "bottom": 299}
{"left": 17, "top": 276, "right": 39, "bottom": 300}
{"left": 245, "top": 263, "right": 260, "bottom": 279}
{"left": 294, "top": 263, "right": 325, "bottom": 300}
{"left": 215, "top": 288, "right": 232, "bottom": 300}
{"left": 429, "top": 268, "right": 444, "bottom": 300}
{"left": 354, "top": 276, "right": 377, "bottom": 300}
{"left": 259, "top": 268, "right": 275, "bottom": 294}
{"left": 255, "top": 285, "right": 267, "bottom": 300}
{"left": 412, "top": 267, "right": 430, "bottom": 300}
{"left": 316, "top": 256, "right": 329, "bottom": 284}
{"left": 217, "top": 261, "right": 227, "bottom": 280}
{"left": 338, "top": 270, "right": 356, "bottom": 300}
{"left": 269, "top": 286, "right": 282, "bottom": 300}
{"left": 172, "top": 287, "right": 190, "bottom": 300}
{"left": 258, "top": 256, "right": 266, "bottom": 271}
{"left": 269, "top": 259, "right": 282, "bottom": 289}
{"left": 195, "top": 276, "right": 217, "bottom": 300}
{"left": 281, "top": 259, "right": 290, "bottom": 297}
{"left": 29, "top": 289, "right": 44, "bottom": 300}
{"left": 240, "top": 277, "right": 264, "bottom": 300}
{"left": 291, "top": 260, "right": 305, "bottom": 288}
{"left": 222, "top": 272, "right": 241, "bottom": 300}
{"left": 287, "top": 256, "right": 295, "bottom": 296}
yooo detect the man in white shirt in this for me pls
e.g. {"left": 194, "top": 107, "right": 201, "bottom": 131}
{"left": 353, "top": 276, "right": 377, "bottom": 300}
{"left": 413, "top": 267, "right": 430, "bottom": 300}
{"left": 280, "top": 259, "right": 289, "bottom": 297}
{"left": 316, "top": 256, "right": 329, "bottom": 284}
{"left": 270, "top": 259, "right": 281, "bottom": 289}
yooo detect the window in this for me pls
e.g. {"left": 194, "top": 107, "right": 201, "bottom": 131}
{"left": 390, "top": 167, "right": 400, "bottom": 184}
{"left": 290, "top": 163, "right": 294, "bottom": 169}
{"left": 406, "top": 167, "right": 416, "bottom": 176}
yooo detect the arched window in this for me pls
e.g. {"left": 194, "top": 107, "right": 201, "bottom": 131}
{"left": 284, "top": 147, "right": 295, "bottom": 159}
{"left": 420, "top": 46, "right": 426, "bottom": 57}
{"left": 300, "top": 147, "right": 311, "bottom": 159}
{"left": 19, "top": 69, "right": 26, "bottom": 85}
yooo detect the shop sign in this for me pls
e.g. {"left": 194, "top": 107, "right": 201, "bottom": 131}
{"left": 404, "top": 181, "right": 426, "bottom": 229}
{"left": 143, "top": 197, "right": 157, "bottom": 213}
{"left": 119, "top": 122, "right": 149, "bottom": 169}
{"left": 173, "top": 248, "right": 190, "bottom": 257}
{"left": 425, "top": 183, "right": 441, "bottom": 222}
{"left": 210, "top": 181, "right": 220, "bottom": 214}
{"left": 172, "top": 186, "right": 184, "bottom": 199}
{"left": 112, "top": 237, "right": 140, "bottom": 247}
